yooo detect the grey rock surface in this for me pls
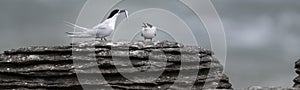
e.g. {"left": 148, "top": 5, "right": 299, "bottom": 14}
{"left": 240, "top": 86, "right": 294, "bottom": 90}
{"left": 294, "top": 59, "right": 300, "bottom": 89}
{"left": 0, "top": 40, "right": 232, "bottom": 90}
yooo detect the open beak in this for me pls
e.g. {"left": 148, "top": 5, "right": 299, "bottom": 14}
{"left": 120, "top": 9, "right": 129, "bottom": 19}
{"left": 143, "top": 23, "right": 147, "bottom": 27}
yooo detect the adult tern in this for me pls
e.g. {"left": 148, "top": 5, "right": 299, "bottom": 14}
{"left": 65, "top": 9, "right": 129, "bottom": 41}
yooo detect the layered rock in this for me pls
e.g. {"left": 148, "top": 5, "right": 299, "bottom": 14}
{"left": 0, "top": 40, "right": 232, "bottom": 90}
{"left": 241, "top": 86, "right": 293, "bottom": 90}
{"left": 294, "top": 59, "right": 300, "bottom": 88}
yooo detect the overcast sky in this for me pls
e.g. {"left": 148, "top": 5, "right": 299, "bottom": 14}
{"left": 0, "top": 0, "right": 299, "bottom": 89}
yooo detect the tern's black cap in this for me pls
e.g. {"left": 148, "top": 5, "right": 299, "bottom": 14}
{"left": 107, "top": 9, "right": 120, "bottom": 19}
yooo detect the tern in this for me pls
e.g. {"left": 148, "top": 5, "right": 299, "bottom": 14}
{"left": 65, "top": 9, "right": 129, "bottom": 41}
{"left": 141, "top": 23, "right": 157, "bottom": 41}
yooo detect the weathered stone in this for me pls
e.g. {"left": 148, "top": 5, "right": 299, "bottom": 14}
{"left": 294, "top": 76, "right": 300, "bottom": 83}
{"left": 0, "top": 41, "right": 232, "bottom": 89}
{"left": 71, "top": 40, "right": 184, "bottom": 49}
{"left": 4, "top": 46, "right": 72, "bottom": 55}
{"left": 0, "top": 53, "right": 218, "bottom": 66}
{"left": 0, "top": 73, "right": 230, "bottom": 90}
{"left": 241, "top": 86, "right": 294, "bottom": 90}
{"left": 293, "top": 84, "right": 300, "bottom": 89}
{"left": 295, "top": 59, "right": 300, "bottom": 68}
{"left": 294, "top": 59, "right": 300, "bottom": 89}
{"left": 0, "top": 62, "right": 223, "bottom": 77}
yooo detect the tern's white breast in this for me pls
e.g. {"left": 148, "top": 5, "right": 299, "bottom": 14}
{"left": 142, "top": 27, "right": 156, "bottom": 39}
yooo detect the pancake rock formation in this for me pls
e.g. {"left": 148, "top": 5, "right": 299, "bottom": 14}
{"left": 0, "top": 40, "right": 232, "bottom": 90}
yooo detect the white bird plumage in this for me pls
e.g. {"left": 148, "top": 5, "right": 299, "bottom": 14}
{"left": 65, "top": 9, "right": 128, "bottom": 41}
{"left": 141, "top": 23, "right": 157, "bottom": 41}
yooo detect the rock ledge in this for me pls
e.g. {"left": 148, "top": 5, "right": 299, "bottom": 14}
{"left": 0, "top": 40, "right": 232, "bottom": 90}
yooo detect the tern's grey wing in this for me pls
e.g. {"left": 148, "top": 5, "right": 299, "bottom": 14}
{"left": 93, "top": 24, "right": 108, "bottom": 30}
{"left": 152, "top": 27, "right": 157, "bottom": 33}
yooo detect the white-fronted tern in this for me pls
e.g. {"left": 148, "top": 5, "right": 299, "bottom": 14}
{"left": 141, "top": 23, "right": 157, "bottom": 41}
{"left": 65, "top": 9, "right": 129, "bottom": 41}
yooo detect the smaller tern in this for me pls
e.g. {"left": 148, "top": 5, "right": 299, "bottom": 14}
{"left": 141, "top": 23, "right": 157, "bottom": 41}
{"left": 65, "top": 9, "right": 129, "bottom": 41}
